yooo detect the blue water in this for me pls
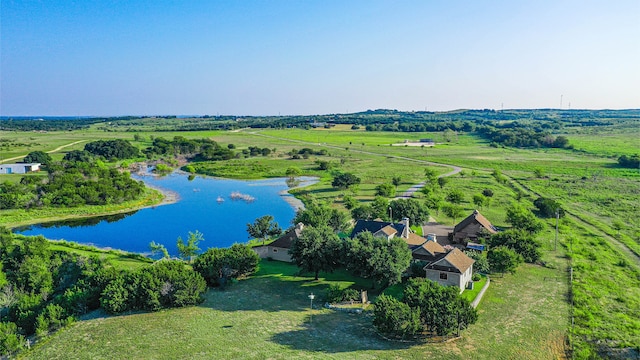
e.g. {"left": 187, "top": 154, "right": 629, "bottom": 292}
{"left": 15, "top": 172, "right": 314, "bottom": 256}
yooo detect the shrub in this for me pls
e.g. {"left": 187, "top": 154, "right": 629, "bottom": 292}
{"left": 0, "top": 322, "right": 24, "bottom": 355}
{"left": 373, "top": 295, "right": 421, "bottom": 339}
{"left": 472, "top": 273, "right": 482, "bottom": 282}
{"left": 193, "top": 245, "right": 259, "bottom": 287}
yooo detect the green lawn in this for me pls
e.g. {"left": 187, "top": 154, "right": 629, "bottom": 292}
{"left": 25, "top": 258, "right": 568, "bottom": 360}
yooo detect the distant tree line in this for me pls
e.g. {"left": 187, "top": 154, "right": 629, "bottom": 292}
{"left": 143, "top": 136, "right": 234, "bottom": 161}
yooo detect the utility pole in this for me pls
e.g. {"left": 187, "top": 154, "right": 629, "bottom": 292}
{"left": 554, "top": 210, "right": 559, "bottom": 251}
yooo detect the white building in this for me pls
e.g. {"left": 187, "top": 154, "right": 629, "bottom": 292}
{"left": 0, "top": 163, "right": 41, "bottom": 174}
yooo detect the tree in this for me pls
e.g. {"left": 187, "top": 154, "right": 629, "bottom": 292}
{"left": 293, "top": 202, "right": 349, "bottom": 232}
{"left": 446, "top": 189, "right": 464, "bottom": 204}
{"left": 375, "top": 183, "right": 395, "bottom": 197}
{"left": 246, "top": 215, "right": 282, "bottom": 245}
{"left": 373, "top": 295, "right": 421, "bottom": 339}
{"left": 403, "top": 278, "right": 478, "bottom": 336}
{"left": 149, "top": 242, "right": 170, "bottom": 259}
{"left": 285, "top": 167, "right": 301, "bottom": 179}
{"left": 553, "top": 136, "right": 569, "bottom": 148}
{"left": 176, "top": 230, "right": 204, "bottom": 262}
{"left": 388, "top": 198, "right": 430, "bottom": 224}
{"left": 343, "top": 232, "right": 411, "bottom": 288}
{"left": 424, "top": 168, "right": 438, "bottom": 187}
{"left": 23, "top": 151, "right": 52, "bottom": 166}
{"left": 288, "top": 225, "right": 342, "bottom": 280}
{"left": 332, "top": 173, "right": 361, "bottom": 189}
{"left": 193, "top": 244, "right": 259, "bottom": 287}
{"left": 424, "top": 194, "right": 443, "bottom": 216}
{"left": 472, "top": 194, "right": 487, "bottom": 209}
{"left": 482, "top": 189, "right": 494, "bottom": 198}
{"left": 442, "top": 203, "right": 465, "bottom": 224}
{"left": 505, "top": 204, "right": 544, "bottom": 233}
{"left": 464, "top": 251, "right": 490, "bottom": 274}
{"left": 533, "top": 197, "right": 564, "bottom": 218}
{"left": 63, "top": 150, "right": 93, "bottom": 163}
{"left": 488, "top": 229, "right": 541, "bottom": 263}
{"left": 487, "top": 246, "right": 523, "bottom": 275}
{"left": 437, "top": 177, "right": 449, "bottom": 189}
{"left": 392, "top": 176, "right": 402, "bottom": 190}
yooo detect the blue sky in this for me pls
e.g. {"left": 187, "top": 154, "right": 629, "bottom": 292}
{"left": 1, "top": 0, "right": 638, "bottom": 116}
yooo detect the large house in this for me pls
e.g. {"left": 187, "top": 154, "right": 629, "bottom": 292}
{"left": 424, "top": 248, "right": 475, "bottom": 292}
{"left": 0, "top": 163, "right": 41, "bottom": 174}
{"left": 252, "top": 223, "right": 304, "bottom": 262}
{"left": 451, "top": 210, "right": 497, "bottom": 243}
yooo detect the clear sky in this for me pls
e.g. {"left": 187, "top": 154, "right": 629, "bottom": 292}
{"left": 1, "top": 0, "right": 639, "bottom": 116}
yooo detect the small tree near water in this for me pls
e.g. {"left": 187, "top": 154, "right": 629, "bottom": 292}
{"left": 177, "top": 230, "right": 204, "bottom": 262}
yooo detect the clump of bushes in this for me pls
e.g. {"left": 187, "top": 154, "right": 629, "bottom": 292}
{"left": 325, "top": 284, "right": 361, "bottom": 303}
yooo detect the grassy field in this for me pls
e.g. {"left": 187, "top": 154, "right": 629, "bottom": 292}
{"left": 3, "top": 122, "right": 639, "bottom": 357}
{"left": 25, "top": 258, "right": 567, "bottom": 360}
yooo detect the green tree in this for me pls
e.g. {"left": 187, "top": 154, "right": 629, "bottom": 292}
{"left": 487, "top": 246, "right": 523, "bottom": 275}
{"left": 23, "top": 151, "right": 52, "bottom": 166}
{"left": 193, "top": 244, "right": 260, "bottom": 287}
{"left": 246, "top": 215, "right": 282, "bottom": 245}
{"left": 288, "top": 225, "right": 342, "bottom": 280}
{"left": 285, "top": 167, "right": 302, "bottom": 179}
{"left": 437, "top": 177, "right": 449, "bottom": 189}
{"left": 424, "top": 194, "right": 443, "bottom": 215}
{"left": 392, "top": 176, "right": 402, "bottom": 189}
{"left": 176, "top": 230, "right": 204, "bottom": 262}
{"left": 472, "top": 194, "right": 487, "bottom": 209}
{"left": 332, "top": 172, "right": 361, "bottom": 189}
{"left": 149, "top": 242, "right": 170, "bottom": 259}
{"left": 442, "top": 203, "right": 465, "bottom": 224}
{"left": 403, "top": 278, "right": 478, "bottom": 336}
{"left": 0, "top": 321, "right": 25, "bottom": 355}
{"left": 533, "top": 197, "right": 564, "bottom": 218}
{"left": 375, "top": 183, "right": 395, "bottom": 197}
{"left": 342, "top": 194, "right": 358, "bottom": 209}
{"left": 344, "top": 232, "right": 411, "bottom": 288}
{"left": 446, "top": 189, "right": 464, "bottom": 204}
{"left": 388, "top": 198, "right": 430, "bottom": 224}
{"left": 488, "top": 229, "right": 541, "bottom": 263}
{"left": 373, "top": 295, "right": 421, "bottom": 339}
{"left": 506, "top": 204, "right": 544, "bottom": 233}
{"left": 293, "top": 202, "right": 349, "bottom": 232}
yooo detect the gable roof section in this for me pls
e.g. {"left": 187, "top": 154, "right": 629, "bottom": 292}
{"left": 424, "top": 248, "right": 474, "bottom": 274}
{"left": 375, "top": 225, "right": 398, "bottom": 237}
{"left": 268, "top": 224, "right": 303, "bottom": 249}
{"left": 404, "top": 232, "right": 427, "bottom": 246}
{"left": 350, "top": 219, "right": 407, "bottom": 239}
{"left": 454, "top": 210, "right": 497, "bottom": 234}
{"left": 419, "top": 240, "right": 446, "bottom": 256}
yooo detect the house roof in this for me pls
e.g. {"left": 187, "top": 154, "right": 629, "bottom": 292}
{"left": 420, "top": 241, "right": 446, "bottom": 256}
{"left": 376, "top": 225, "right": 398, "bottom": 237}
{"left": 424, "top": 248, "right": 474, "bottom": 274}
{"left": 350, "top": 219, "right": 407, "bottom": 239}
{"left": 268, "top": 223, "right": 304, "bottom": 249}
{"left": 404, "top": 232, "right": 427, "bottom": 246}
{"left": 453, "top": 210, "right": 497, "bottom": 234}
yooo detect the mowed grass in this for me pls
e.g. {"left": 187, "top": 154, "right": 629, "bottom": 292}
{"left": 25, "top": 259, "right": 568, "bottom": 360}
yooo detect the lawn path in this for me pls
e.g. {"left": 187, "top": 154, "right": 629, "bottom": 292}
{"left": 248, "top": 131, "right": 461, "bottom": 201}
{"left": 0, "top": 140, "right": 87, "bottom": 163}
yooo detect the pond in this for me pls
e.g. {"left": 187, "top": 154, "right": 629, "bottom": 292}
{"left": 15, "top": 172, "right": 316, "bottom": 256}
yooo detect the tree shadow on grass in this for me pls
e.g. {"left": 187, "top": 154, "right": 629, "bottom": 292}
{"left": 269, "top": 311, "right": 416, "bottom": 353}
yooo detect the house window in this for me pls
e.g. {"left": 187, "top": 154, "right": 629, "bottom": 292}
{"left": 439, "top": 272, "right": 448, "bottom": 280}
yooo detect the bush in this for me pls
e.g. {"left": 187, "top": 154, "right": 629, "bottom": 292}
{"left": 0, "top": 322, "right": 24, "bottom": 355}
{"left": 373, "top": 295, "right": 421, "bottom": 339}
{"left": 472, "top": 273, "right": 482, "bottom": 282}
{"left": 193, "top": 245, "right": 259, "bottom": 287}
